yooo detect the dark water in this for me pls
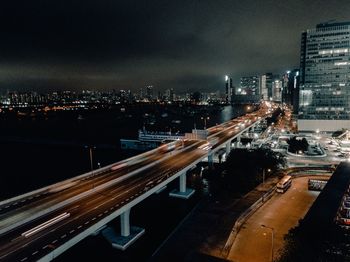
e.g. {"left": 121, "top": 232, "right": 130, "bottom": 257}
{"left": 0, "top": 103, "right": 246, "bottom": 261}
{"left": 0, "top": 104, "right": 246, "bottom": 200}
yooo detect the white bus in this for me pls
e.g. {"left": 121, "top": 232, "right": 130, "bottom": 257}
{"left": 276, "top": 175, "right": 292, "bottom": 193}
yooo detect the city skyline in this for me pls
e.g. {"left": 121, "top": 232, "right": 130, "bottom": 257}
{"left": 0, "top": 1, "right": 350, "bottom": 92}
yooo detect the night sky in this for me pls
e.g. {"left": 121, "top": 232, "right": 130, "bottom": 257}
{"left": 0, "top": 0, "right": 349, "bottom": 93}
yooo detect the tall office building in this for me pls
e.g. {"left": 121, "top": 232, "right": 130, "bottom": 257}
{"left": 260, "top": 73, "right": 273, "bottom": 100}
{"left": 282, "top": 69, "right": 300, "bottom": 113}
{"left": 272, "top": 78, "right": 282, "bottom": 102}
{"left": 240, "top": 76, "right": 259, "bottom": 95}
{"left": 225, "top": 75, "right": 233, "bottom": 104}
{"left": 145, "top": 85, "right": 153, "bottom": 100}
{"left": 298, "top": 21, "right": 350, "bottom": 131}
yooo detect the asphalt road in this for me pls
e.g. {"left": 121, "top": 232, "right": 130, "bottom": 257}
{"left": 0, "top": 140, "right": 199, "bottom": 234}
{"left": 0, "top": 140, "right": 209, "bottom": 261}
{"left": 227, "top": 176, "right": 323, "bottom": 262}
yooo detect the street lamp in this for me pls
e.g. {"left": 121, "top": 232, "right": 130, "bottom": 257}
{"left": 85, "top": 145, "right": 96, "bottom": 175}
{"left": 262, "top": 168, "right": 271, "bottom": 185}
{"left": 201, "top": 116, "right": 210, "bottom": 129}
{"left": 261, "top": 224, "right": 274, "bottom": 262}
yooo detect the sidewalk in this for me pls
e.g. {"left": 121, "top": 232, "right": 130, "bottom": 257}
{"left": 151, "top": 176, "right": 279, "bottom": 262}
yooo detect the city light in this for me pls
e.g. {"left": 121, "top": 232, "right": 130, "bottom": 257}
{"left": 2, "top": 1, "right": 350, "bottom": 260}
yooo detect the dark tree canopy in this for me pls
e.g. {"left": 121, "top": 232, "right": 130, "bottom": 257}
{"left": 223, "top": 148, "right": 286, "bottom": 191}
{"left": 287, "top": 136, "right": 308, "bottom": 154}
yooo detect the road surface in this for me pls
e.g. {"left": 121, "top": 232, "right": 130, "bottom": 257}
{"left": 228, "top": 176, "right": 323, "bottom": 262}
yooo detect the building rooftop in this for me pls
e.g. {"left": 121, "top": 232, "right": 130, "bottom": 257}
{"left": 316, "top": 21, "right": 350, "bottom": 28}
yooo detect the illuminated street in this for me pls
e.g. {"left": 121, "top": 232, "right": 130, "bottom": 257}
{"left": 228, "top": 176, "right": 324, "bottom": 262}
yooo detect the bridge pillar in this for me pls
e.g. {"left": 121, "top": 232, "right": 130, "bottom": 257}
{"left": 121, "top": 209, "right": 130, "bottom": 237}
{"left": 208, "top": 153, "right": 214, "bottom": 167}
{"left": 226, "top": 142, "right": 231, "bottom": 156}
{"left": 179, "top": 173, "right": 186, "bottom": 193}
{"left": 236, "top": 136, "right": 241, "bottom": 148}
{"left": 251, "top": 125, "right": 255, "bottom": 132}
{"left": 102, "top": 208, "right": 145, "bottom": 251}
{"left": 169, "top": 173, "right": 195, "bottom": 199}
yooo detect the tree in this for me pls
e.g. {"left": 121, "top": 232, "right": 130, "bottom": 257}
{"left": 287, "top": 136, "right": 309, "bottom": 153}
{"left": 223, "top": 148, "right": 286, "bottom": 192}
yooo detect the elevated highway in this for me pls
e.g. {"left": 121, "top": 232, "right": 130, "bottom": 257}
{"left": 0, "top": 102, "right": 279, "bottom": 261}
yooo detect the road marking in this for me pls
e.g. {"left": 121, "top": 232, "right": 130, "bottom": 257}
{"left": 61, "top": 234, "right": 66, "bottom": 239}
{"left": 92, "top": 217, "right": 96, "bottom": 221}
{"left": 32, "top": 251, "right": 38, "bottom": 256}
{"left": 78, "top": 225, "right": 82, "bottom": 229}
{"left": 20, "top": 257, "right": 28, "bottom": 261}
{"left": 43, "top": 245, "right": 48, "bottom": 249}
{"left": 70, "top": 229, "right": 75, "bottom": 234}
{"left": 98, "top": 213, "right": 103, "bottom": 217}
{"left": 52, "top": 240, "right": 58, "bottom": 244}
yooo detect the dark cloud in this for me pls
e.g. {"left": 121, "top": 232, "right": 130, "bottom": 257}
{"left": 0, "top": 0, "right": 350, "bottom": 92}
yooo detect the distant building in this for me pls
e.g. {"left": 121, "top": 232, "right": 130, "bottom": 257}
{"left": 225, "top": 75, "right": 233, "bottom": 104}
{"left": 231, "top": 75, "right": 260, "bottom": 104}
{"left": 298, "top": 21, "right": 350, "bottom": 131}
{"left": 139, "top": 87, "right": 144, "bottom": 100}
{"left": 240, "top": 76, "right": 259, "bottom": 96}
{"left": 145, "top": 85, "right": 153, "bottom": 101}
{"left": 272, "top": 78, "right": 282, "bottom": 102}
{"left": 282, "top": 69, "right": 300, "bottom": 113}
{"left": 260, "top": 73, "right": 273, "bottom": 100}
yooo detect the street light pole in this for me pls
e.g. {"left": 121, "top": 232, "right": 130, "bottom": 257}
{"left": 89, "top": 147, "right": 94, "bottom": 173}
{"left": 85, "top": 145, "right": 96, "bottom": 175}
{"left": 201, "top": 116, "right": 210, "bottom": 129}
{"left": 261, "top": 224, "right": 274, "bottom": 262}
{"left": 263, "top": 168, "right": 265, "bottom": 185}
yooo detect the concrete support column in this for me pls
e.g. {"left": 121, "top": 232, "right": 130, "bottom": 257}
{"left": 208, "top": 153, "right": 213, "bottom": 166}
{"left": 102, "top": 207, "right": 145, "bottom": 250}
{"left": 169, "top": 173, "right": 195, "bottom": 199}
{"left": 179, "top": 173, "right": 186, "bottom": 193}
{"left": 251, "top": 125, "right": 255, "bottom": 132}
{"left": 237, "top": 136, "right": 241, "bottom": 148}
{"left": 226, "top": 142, "right": 231, "bottom": 156}
{"left": 120, "top": 209, "right": 131, "bottom": 237}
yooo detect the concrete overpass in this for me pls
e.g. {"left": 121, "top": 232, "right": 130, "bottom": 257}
{"left": 0, "top": 102, "right": 279, "bottom": 261}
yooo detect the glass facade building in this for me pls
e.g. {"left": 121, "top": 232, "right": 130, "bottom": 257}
{"left": 298, "top": 22, "right": 350, "bottom": 131}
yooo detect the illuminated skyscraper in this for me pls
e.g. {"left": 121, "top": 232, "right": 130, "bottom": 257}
{"left": 225, "top": 75, "right": 233, "bottom": 104}
{"left": 240, "top": 76, "right": 259, "bottom": 95}
{"left": 260, "top": 73, "right": 273, "bottom": 100}
{"left": 282, "top": 69, "right": 300, "bottom": 113}
{"left": 298, "top": 21, "right": 350, "bottom": 131}
{"left": 272, "top": 78, "right": 282, "bottom": 102}
{"left": 145, "top": 85, "right": 153, "bottom": 100}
